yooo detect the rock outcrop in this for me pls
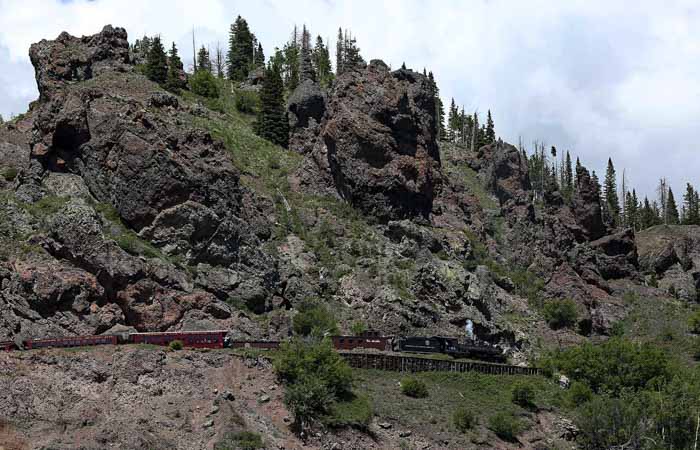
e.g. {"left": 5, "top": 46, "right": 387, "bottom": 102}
{"left": 572, "top": 165, "right": 605, "bottom": 241}
{"left": 308, "top": 60, "right": 441, "bottom": 222}
{"left": 287, "top": 79, "right": 326, "bottom": 154}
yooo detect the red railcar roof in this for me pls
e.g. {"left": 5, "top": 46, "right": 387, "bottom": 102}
{"left": 27, "top": 335, "right": 116, "bottom": 343}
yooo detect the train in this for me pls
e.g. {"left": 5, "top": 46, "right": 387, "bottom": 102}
{"left": 0, "top": 330, "right": 506, "bottom": 363}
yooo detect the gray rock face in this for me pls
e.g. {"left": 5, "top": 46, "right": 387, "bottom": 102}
{"left": 313, "top": 60, "right": 441, "bottom": 222}
{"left": 29, "top": 24, "right": 130, "bottom": 100}
{"left": 480, "top": 142, "right": 531, "bottom": 206}
{"left": 572, "top": 165, "right": 605, "bottom": 241}
{"left": 287, "top": 80, "right": 326, "bottom": 155}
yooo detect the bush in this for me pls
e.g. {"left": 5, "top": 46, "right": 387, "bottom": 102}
{"left": 575, "top": 395, "right": 648, "bottom": 450}
{"left": 511, "top": 382, "right": 535, "bottom": 408}
{"left": 693, "top": 338, "right": 700, "bottom": 361}
{"left": 169, "top": 340, "right": 183, "bottom": 351}
{"left": 274, "top": 337, "right": 353, "bottom": 432}
{"left": 488, "top": 411, "right": 523, "bottom": 442}
{"left": 543, "top": 298, "right": 578, "bottom": 329}
{"left": 546, "top": 338, "right": 669, "bottom": 396}
{"left": 688, "top": 310, "right": 700, "bottom": 334}
{"left": 567, "top": 381, "right": 593, "bottom": 407}
{"left": 1, "top": 167, "right": 17, "bottom": 182}
{"left": 190, "top": 70, "right": 219, "bottom": 98}
{"left": 400, "top": 377, "right": 428, "bottom": 398}
{"left": 214, "top": 431, "right": 264, "bottom": 450}
{"left": 453, "top": 407, "right": 476, "bottom": 433}
{"left": 324, "top": 394, "right": 373, "bottom": 430}
{"left": 350, "top": 321, "right": 368, "bottom": 336}
{"left": 235, "top": 90, "right": 260, "bottom": 114}
{"left": 292, "top": 300, "right": 339, "bottom": 337}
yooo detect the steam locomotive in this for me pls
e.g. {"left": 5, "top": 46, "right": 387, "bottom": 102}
{"left": 0, "top": 330, "right": 505, "bottom": 363}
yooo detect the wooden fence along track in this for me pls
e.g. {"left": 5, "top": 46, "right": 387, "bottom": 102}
{"left": 339, "top": 352, "right": 542, "bottom": 376}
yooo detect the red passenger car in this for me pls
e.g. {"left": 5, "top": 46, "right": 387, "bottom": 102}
{"left": 0, "top": 341, "right": 15, "bottom": 352}
{"left": 332, "top": 331, "right": 390, "bottom": 351}
{"left": 129, "top": 331, "right": 227, "bottom": 349}
{"left": 24, "top": 335, "right": 117, "bottom": 350}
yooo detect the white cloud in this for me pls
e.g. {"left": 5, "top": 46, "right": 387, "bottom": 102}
{"left": 0, "top": 0, "right": 698, "bottom": 198}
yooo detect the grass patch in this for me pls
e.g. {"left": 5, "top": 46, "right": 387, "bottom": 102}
{"left": 323, "top": 393, "right": 373, "bottom": 430}
{"left": 1, "top": 167, "right": 17, "bottom": 182}
{"left": 214, "top": 431, "right": 264, "bottom": 450}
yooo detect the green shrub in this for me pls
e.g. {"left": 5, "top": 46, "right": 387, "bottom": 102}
{"left": 324, "top": 394, "right": 373, "bottom": 430}
{"left": 169, "top": 340, "right": 183, "bottom": 351}
{"left": 546, "top": 338, "right": 669, "bottom": 396}
{"left": 543, "top": 298, "right": 578, "bottom": 329}
{"left": 350, "top": 321, "right": 368, "bottom": 336}
{"left": 235, "top": 90, "right": 260, "bottom": 114}
{"left": 1, "top": 167, "right": 17, "bottom": 182}
{"left": 214, "top": 431, "right": 264, "bottom": 450}
{"left": 693, "top": 338, "right": 700, "bottom": 361}
{"left": 511, "top": 382, "right": 535, "bottom": 408}
{"left": 190, "top": 70, "right": 219, "bottom": 98}
{"left": 292, "top": 300, "right": 339, "bottom": 337}
{"left": 274, "top": 337, "right": 353, "bottom": 432}
{"left": 400, "top": 377, "right": 428, "bottom": 398}
{"left": 567, "top": 381, "right": 593, "bottom": 407}
{"left": 453, "top": 407, "right": 476, "bottom": 433}
{"left": 575, "top": 395, "right": 648, "bottom": 450}
{"left": 688, "top": 310, "right": 700, "bottom": 334}
{"left": 488, "top": 411, "right": 523, "bottom": 442}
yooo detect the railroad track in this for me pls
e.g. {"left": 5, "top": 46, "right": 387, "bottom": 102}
{"left": 340, "top": 352, "right": 543, "bottom": 376}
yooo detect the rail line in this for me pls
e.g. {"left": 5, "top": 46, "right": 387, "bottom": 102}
{"left": 339, "top": 352, "right": 543, "bottom": 376}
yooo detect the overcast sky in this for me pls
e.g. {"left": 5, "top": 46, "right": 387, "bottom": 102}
{"left": 0, "top": 0, "right": 698, "bottom": 199}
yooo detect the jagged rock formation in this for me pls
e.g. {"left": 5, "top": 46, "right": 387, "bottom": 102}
{"left": 303, "top": 60, "right": 442, "bottom": 222}
{"left": 637, "top": 225, "right": 700, "bottom": 301}
{"left": 287, "top": 79, "right": 326, "bottom": 154}
{"left": 0, "top": 26, "right": 279, "bottom": 339}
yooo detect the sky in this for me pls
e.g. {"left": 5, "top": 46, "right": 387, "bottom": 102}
{"left": 0, "top": 0, "right": 698, "bottom": 199}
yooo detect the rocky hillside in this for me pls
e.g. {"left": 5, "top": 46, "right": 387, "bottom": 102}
{"left": 0, "top": 25, "right": 694, "bottom": 359}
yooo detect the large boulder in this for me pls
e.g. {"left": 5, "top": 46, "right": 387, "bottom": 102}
{"left": 478, "top": 141, "right": 531, "bottom": 206}
{"left": 29, "top": 25, "right": 130, "bottom": 100}
{"left": 287, "top": 79, "right": 326, "bottom": 154}
{"left": 313, "top": 60, "right": 441, "bottom": 222}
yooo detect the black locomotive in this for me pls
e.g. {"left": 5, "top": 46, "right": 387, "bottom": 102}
{"left": 393, "top": 336, "right": 506, "bottom": 362}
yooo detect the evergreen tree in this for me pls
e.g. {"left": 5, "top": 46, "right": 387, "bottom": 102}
{"left": 470, "top": 112, "right": 479, "bottom": 152}
{"left": 603, "top": 158, "right": 620, "bottom": 227}
{"left": 165, "top": 42, "right": 186, "bottom": 92}
{"left": 485, "top": 110, "right": 495, "bottom": 143}
{"left": 335, "top": 27, "right": 344, "bottom": 76}
{"left": 640, "top": 197, "right": 660, "bottom": 230}
{"left": 197, "top": 46, "right": 212, "bottom": 73}
{"left": 145, "top": 36, "right": 168, "bottom": 84}
{"left": 312, "top": 36, "right": 333, "bottom": 87}
{"left": 227, "top": 15, "right": 255, "bottom": 81}
{"left": 667, "top": 188, "right": 680, "bottom": 225}
{"left": 282, "top": 26, "right": 300, "bottom": 91}
{"left": 562, "top": 151, "right": 574, "bottom": 201}
{"left": 255, "top": 42, "right": 265, "bottom": 67}
{"left": 427, "top": 71, "right": 445, "bottom": 141}
{"left": 256, "top": 62, "right": 289, "bottom": 148}
{"left": 342, "top": 29, "right": 365, "bottom": 71}
{"left": 447, "top": 98, "right": 457, "bottom": 142}
{"left": 299, "top": 25, "right": 316, "bottom": 82}
{"left": 683, "top": 183, "right": 700, "bottom": 225}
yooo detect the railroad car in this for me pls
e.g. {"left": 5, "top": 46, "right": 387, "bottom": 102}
{"left": 0, "top": 341, "right": 15, "bottom": 352}
{"left": 332, "top": 331, "right": 390, "bottom": 351}
{"left": 394, "top": 336, "right": 506, "bottom": 362}
{"left": 129, "top": 330, "right": 227, "bottom": 349}
{"left": 24, "top": 334, "right": 117, "bottom": 350}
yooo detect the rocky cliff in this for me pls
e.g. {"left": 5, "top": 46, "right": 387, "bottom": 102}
{"left": 0, "top": 25, "right": 687, "bottom": 358}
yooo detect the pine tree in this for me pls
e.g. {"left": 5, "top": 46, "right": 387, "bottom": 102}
{"left": 342, "top": 30, "right": 365, "bottom": 71}
{"left": 562, "top": 151, "right": 574, "bottom": 202}
{"left": 683, "top": 183, "right": 700, "bottom": 225}
{"left": 227, "top": 15, "right": 255, "bottom": 81}
{"left": 256, "top": 62, "right": 289, "bottom": 148}
{"left": 485, "top": 110, "right": 495, "bottom": 143}
{"left": 658, "top": 178, "right": 669, "bottom": 224}
{"left": 667, "top": 188, "right": 680, "bottom": 225}
{"left": 312, "top": 36, "right": 333, "bottom": 87}
{"left": 255, "top": 42, "right": 265, "bottom": 67}
{"left": 145, "top": 36, "right": 168, "bottom": 84}
{"left": 282, "top": 26, "right": 300, "bottom": 91}
{"left": 447, "top": 99, "right": 457, "bottom": 142}
{"left": 603, "top": 158, "right": 620, "bottom": 227}
{"left": 470, "top": 112, "right": 479, "bottom": 152}
{"left": 335, "top": 28, "right": 344, "bottom": 76}
{"left": 299, "top": 25, "right": 316, "bottom": 82}
{"left": 427, "top": 71, "right": 445, "bottom": 141}
{"left": 165, "top": 42, "right": 186, "bottom": 92}
{"left": 197, "top": 46, "right": 212, "bottom": 73}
